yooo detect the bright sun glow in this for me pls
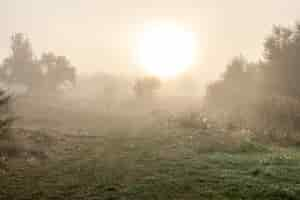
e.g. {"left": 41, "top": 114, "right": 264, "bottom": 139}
{"left": 134, "top": 22, "right": 197, "bottom": 78}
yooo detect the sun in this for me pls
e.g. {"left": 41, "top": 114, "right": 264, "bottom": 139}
{"left": 134, "top": 22, "right": 197, "bottom": 78}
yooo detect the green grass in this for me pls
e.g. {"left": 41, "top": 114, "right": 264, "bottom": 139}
{"left": 1, "top": 130, "right": 300, "bottom": 200}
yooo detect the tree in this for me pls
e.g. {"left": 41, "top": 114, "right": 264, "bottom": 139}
{"left": 0, "top": 33, "right": 76, "bottom": 94}
{"left": 8, "top": 33, "right": 40, "bottom": 87}
{"left": 223, "top": 56, "right": 247, "bottom": 82}
{"left": 10, "top": 33, "right": 33, "bottom": 63}
{"left": 39, "top": 54, "right": 76, "bottom": 92}
{"left": 133, "top": 76, "right": 161, "bottom": 99}
{"left": 206, "top": 56, "right": 255, "bottom": 103}
{"left": 263, "top": 24, "right": 300, "bottom": 97}
{"left": 55, "top": 56, "right": 76, "bottom": 88}
{"left": 204, "top": 21, "right": 300, "bottom": 135}
{"left": 0, "top": 33, "right": 42, "bottom": 91}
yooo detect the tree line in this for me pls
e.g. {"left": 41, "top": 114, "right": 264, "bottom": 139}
{"left": 205, "top": 22, "right": 300, "bottom": 142}
{"left": 0, "top": 33, "right": 76, "bottom": 94}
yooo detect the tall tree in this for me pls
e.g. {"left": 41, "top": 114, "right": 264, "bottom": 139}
{"left": 263, "top": 24, "right": 300, "bottom": 97}
{"left": 1, "top": 33, "right": 41, "bottom": 91}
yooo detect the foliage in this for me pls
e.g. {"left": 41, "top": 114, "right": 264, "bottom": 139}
{"left": 0, "top": 33, "right": 76, "bottom": 94}
{"left": 263, "top": 24, "right": 300, "bottom": 97}
{"left": 204, "top": 22, "right": 300, "bottom": 143}
{"left": 0, "top": 90, "right": 14, "bottom": 136}
{"left": 237, "top": 139, "right": 270, "bottom": 153}
{"left": 39, "top": 53, "right": 76, "bottom": 92}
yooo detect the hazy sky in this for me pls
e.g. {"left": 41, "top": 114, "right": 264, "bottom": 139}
{"left": 1, "top": 0, "right": 300, "bottom": 81}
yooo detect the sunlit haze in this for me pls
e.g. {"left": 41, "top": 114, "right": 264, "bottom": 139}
{"left": 2, "top": 0, "right": 300, "bottom": 82}
{"left": 2, "top": 1, "right": 300, "bottom": 199}
{"left": 134, "top": 21, "right": 197, "bottom": 78}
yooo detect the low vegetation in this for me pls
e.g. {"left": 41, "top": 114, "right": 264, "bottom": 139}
{"left": 0, "top": 124, "right": 299, "bottom": 200}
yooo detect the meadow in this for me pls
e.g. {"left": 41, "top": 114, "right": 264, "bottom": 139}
{"left": 0, "top": 98, "right": 300, "bottom": 200}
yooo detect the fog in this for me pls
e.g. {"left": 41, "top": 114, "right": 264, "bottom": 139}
{"left": 2, "top": 1, "right": 300, "bottom": 199}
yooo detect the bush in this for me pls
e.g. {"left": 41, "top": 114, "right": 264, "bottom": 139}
{"left": 237, "top": 139, "right": 270, "bottom": 153}
{"left": 0, "top": 89, "right": 14, "bottom": 137}
{"left": 204, "top": 94, "right": 300, "bottom": 144}
{"left": 174, "top": 112, "right": 210, "bottom": 129}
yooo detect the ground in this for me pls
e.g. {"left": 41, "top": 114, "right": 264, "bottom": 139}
{"left": 1, "top": 126, "right": 300, "bottom": 200}
{"left": 0, "top": 98, "right": 300, "bottom": 200}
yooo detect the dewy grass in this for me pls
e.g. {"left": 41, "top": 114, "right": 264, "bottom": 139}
{"left": 1, "top": 128, "right": 300, "bottom": 200}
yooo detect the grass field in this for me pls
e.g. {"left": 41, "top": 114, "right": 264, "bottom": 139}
{"left": 1, "top": 126, "right": 300, "bottom": 200}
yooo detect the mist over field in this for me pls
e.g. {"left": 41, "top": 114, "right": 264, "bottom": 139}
{"left": 2, "top": 1, "right": 300, "bottom": 200}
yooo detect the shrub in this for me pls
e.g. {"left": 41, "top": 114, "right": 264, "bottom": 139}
{"left": 205, "top": 94, "right": 300, "bottom": 144}
{"left": 0, "top": 89, "right": 14, "bottom": 137}
{"left": 237, "top": 139, "right": 270, "bottom": 153}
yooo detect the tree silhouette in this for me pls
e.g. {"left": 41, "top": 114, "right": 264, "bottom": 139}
{"left": 133, "top": 76, "right": 161, "bottom": 99}
{"left": 204, "top": 21, "right": 300, "bottom": 134}
{"left": 0, "top": 33, "right": 76, "bottom": 94}
{"left": 0, "top": 33, "right": 40, "bottom": 91}
{"left": 263, "top": 24, "right": 300, "bottom": 97}
{"left": 39, "top": 54, "right": 76, "bottom": 92}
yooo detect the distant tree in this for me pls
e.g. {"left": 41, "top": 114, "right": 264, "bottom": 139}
{"left": 223, "top": 56, "right": 247, "bottom": 82}
{"left": 40, "top": 52, "right": 56, "bottom": 73}
{"left": 206, "top": 56, "right": 255, "bottom": 104}
{"left": 9, "top": 33, "right": 40, "bottom": 86}
{"left": 263, "top": 24, "right": 300, "bottom": 97}
{"left": 204, "top": 21, "right": 300, "bottom": 136}
{"left": 0, "top": 33, "right": 76, "bottom": 95}
{"left": 0, "top": 33, "right": 42, "bottom": 91}
{"left": 204, "top": 55, "right": 263, "bottom": 129}
{"left": 10, "top": 33, "right": 33, "bottom": 65}
{"left": 39, "top": 54, "right": 76, "bottom": 92}
{"left": 55, "top": 56, "right": 76, "bottom": 88}
{"left": 206, "top": 23, "right": 300, "bottom": 106}
{"left": 133, "top": 76, "right": 161, "bottom": 99}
